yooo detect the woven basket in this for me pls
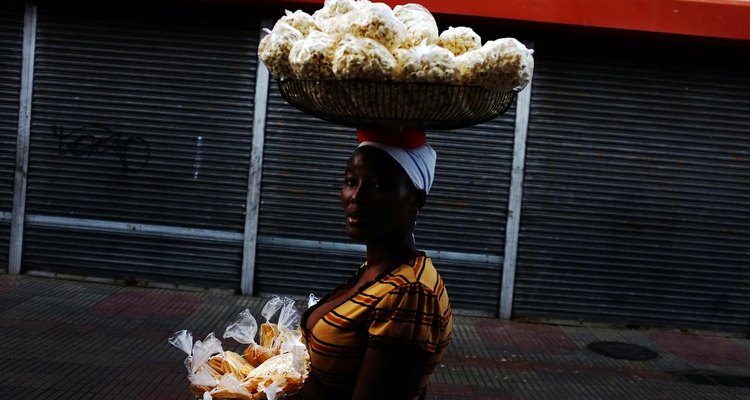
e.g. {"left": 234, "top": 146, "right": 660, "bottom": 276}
{"left": 277, "top": 79, "right": 516, "bottom": 130}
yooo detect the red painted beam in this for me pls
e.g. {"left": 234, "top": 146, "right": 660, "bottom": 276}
{"left": 267, "top": 0, "right": 750, "bottom": 41}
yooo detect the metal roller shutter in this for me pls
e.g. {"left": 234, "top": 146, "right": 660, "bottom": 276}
{"left": 257, "top": 80, "right": 517, "bottom": 315}
{"left": 515, "top": 36, "right": 750, "bottom": 332}
{"left": 23, "top": 4, "right": 258, "bottom": 286}
{"left": 0, "top": 3, "right": 24, "bottom": 270}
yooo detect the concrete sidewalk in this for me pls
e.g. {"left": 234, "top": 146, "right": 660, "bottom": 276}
{"left": 1, "top": 274, "right": 748, "bottom": 400}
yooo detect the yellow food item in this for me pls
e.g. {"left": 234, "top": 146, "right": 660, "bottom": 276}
{"left": 207, "top": 353, "right": 225, "bottom": 375}
{"left": 222, "top": 351, "right": 256, "bottom": 379}
{"left": 260, "top": 322, "right": 280, "bottom": 349}
{"left": 243, "top": 343, "right": 276, "bottom": 367}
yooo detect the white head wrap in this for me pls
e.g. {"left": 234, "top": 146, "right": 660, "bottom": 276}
{"left": 358, "top": 141, "right": 437, "bottom": 194}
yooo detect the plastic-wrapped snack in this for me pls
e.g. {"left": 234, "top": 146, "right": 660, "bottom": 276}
{"left": 258, "top": 22, "right": 303, "bottom": 79}
{"left": 190, "top": 365, "right": 221, "bottom": 397}
{"left": 242, "top": 346, "right": 308, "bottom": 399}
{"left": 208, "top": 373, "right": 254, "bottom": 400}
{"left": 313, "top": 0, "right": 357, "bottom": 20}
{"left": 456, "top": 37, "right": 534, "bottom": 92}
{"left": 223, "top": 309, "right": 276, "bottom": 367}
{"left": 332, "top": 35, "right": 398, "bottom": 80}
{"left": 169, "top": 330, "right": 225, "bottom": 397}
{"left": 437, "top": 26, "right": 481, "bottom": 56}
{"left": 259, "top": 296, "right": 284, "bottom": 350}
{"left": 343, "top": 2, "right": 406, "bottom": 50}
{"left": 274, "top": 9, "right": 320, "bottom": 37}
{"left": 222, "top": 350, "right": 256, "bottom": 379}
{"left": 393, "top": 3, "right": 439, "bottom": 47}
{"left": 289, "top": 30, "right": 337, "bottom": 79}
{"left": 247, "top": 352, "right": 300, "bottom": 379}
{"left": 313, "top": 0, "right": 357, "bottom": 32}
{"left": 396, "top": 41, "right": 458, "bottom": 83}
{"left": 275, "top": 297, "right": 306, "bottom": 362}
{"left": 207, "top": 352, "right": 225, "bottom": 374}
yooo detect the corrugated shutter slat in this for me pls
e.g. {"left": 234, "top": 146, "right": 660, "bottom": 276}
{"left": 22, "top": 5, "right": 259, "bottom": 286}
{"left": 0, "top": 3, "right": 24, "bottom": 269}
{"left": 515, "top": 39, "right": 750, "bottom": 332}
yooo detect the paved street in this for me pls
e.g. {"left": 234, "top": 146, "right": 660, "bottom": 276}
{"left": 1, "top": 274, "right": 749, "bottom": 399}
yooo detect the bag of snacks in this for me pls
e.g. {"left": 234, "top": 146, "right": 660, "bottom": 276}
{"left": 274, "top": 9, "right": 320, "bottom": 37}
{"left": 289, "top": 30, "right": 338, "bottom": 79}
{"left": 437, "top": 26, "right": 482, "bottom": 56}
{"left": 332, "top": 35, "right": 398, "bottom": 80}
{"left": 457, "top": 37, "right": 534, "bottom": 92}
{"left": 169, "top": 330, "right": 225, "bottom": 397}
{"left": 397, "top": 40, "right": 458, "bottom": 83}
{"left": 393, "top": 3, "right": 439, "bottom": 47}
{"left": 258, "top": 23, "right": 303, "bottom": 79}
{"left": 224, "top": 308, "right": 276, "bottom": 367}
{"left": 171, "top": 295, "right": 312, "bottom": 400}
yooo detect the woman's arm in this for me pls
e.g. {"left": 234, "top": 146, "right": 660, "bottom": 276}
{"left": 352, "top": 342, "right": 431, "bottom": 400}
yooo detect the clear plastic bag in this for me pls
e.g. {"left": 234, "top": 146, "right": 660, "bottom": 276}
{"left": 397, "top": 40, "right": 458, "bottom": 83}
{"left": 438, "top": 26, "right": 482, "bottom": 56}
{"left": 169, "top": 330, "right": 225, "bottom": 396}
{"left": 312, "top": 0, "right": 357, "bottom": 22}
{"left": 393, "top": 3, "right": 439, "bottom": 47}
{"left": 258, "top": 23, "right": 303, "bottom": 79}
{"left": 171, "top": 293, "right": 319, "bottom": 400}
{"left": 457, "top": 37, "right": 534, "bottom": 92}
{"left": 332, "top": 35, "right": 398, "bottom": 80}
{"left": 274, "top": 9, "right": 319, "bottom": 37}
{"left": 223, "top": 308, "right": 276, "bottom": 367}
{"left": 206, "top": 373, "right": 253, "bottom": 400}
{"left": 259, "top": 296, "right": 284, "bottom": 350}
{"left": 343, "top": 2, "right": 406, "bottom": 50}
{"left": 289, "top": 30, "right": 337, "bottom": 79}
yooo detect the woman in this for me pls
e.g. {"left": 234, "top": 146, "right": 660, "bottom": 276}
{"left": 300, "top": 129, "right": 453, "bottom": 400}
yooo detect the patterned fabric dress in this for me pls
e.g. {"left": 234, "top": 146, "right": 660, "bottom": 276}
{"left": 301, "top": 253, "right": 453, "bottom": 399}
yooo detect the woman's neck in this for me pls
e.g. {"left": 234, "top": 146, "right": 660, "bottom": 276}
{"left": 364, "top": 233, "right": 417, "bottom": 275}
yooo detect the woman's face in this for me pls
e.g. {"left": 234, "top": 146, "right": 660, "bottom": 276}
{"left": 341, "top": 147, "right": 418, "bottom": 243}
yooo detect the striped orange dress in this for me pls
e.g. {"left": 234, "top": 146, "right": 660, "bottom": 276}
{"left": 301, "top": 253, "right": 453, "bottom": 399}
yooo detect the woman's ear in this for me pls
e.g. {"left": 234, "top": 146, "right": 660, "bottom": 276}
{"left": 413, "top": 189, "right": 426, "bottom": 212}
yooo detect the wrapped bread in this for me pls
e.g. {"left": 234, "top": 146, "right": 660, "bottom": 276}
{"left": 207, "top": 352, "right": 226, "bottom": 374}
{"left": 190, "top": 364, "right": 222, "bottom": 397}
{"left": 438, "top": 26, "right": 481, "bottom": 56}
{"left": 397, "top": 41, "right": 457, "bottom": 83}
{"left": 457, "top": 37, "right": 534, "bottom": 91}
{"left": 172, "top": 296, "right": 311, "bottom": 400}
{"left": 289, "top": 30, "right": 337, "bottom": 79}
{"left": 243, "top": 343, "right": 276, "bottom": 367}
{"left": 247, "top": 352, "right": 297, "bottom": 378}
{"left": 259, "top": 322, "right": 280, "bottom": 349}
{"left": 222, "top": 351, "right": 256, "bottom": 379}
{"left": 209, "top": 374, "right": 254, "bottom": 400}
{"left": 258, "top": 22, "right": 303, "bottom": 79}
{"left": 274, "top": 10, "right": 320, "bottom": 37}
{"left": 393, "top": 3, "right": 439, "bottom": 47}
{"left": 332, "top": 35, "right": 398, "bottom": 80}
